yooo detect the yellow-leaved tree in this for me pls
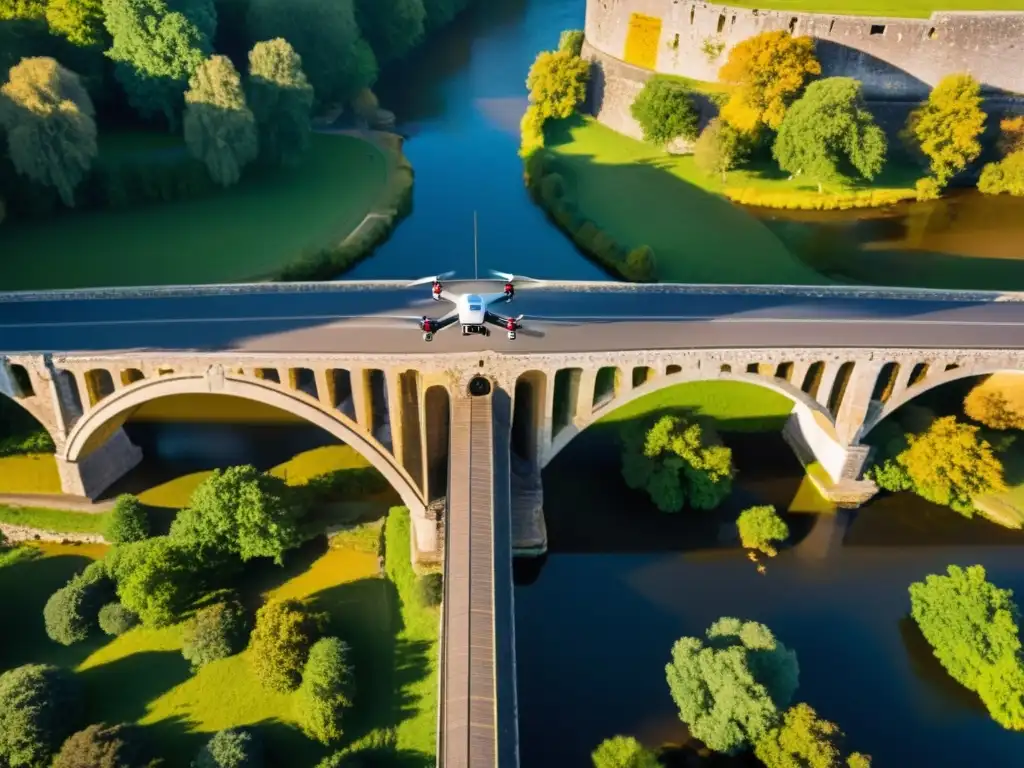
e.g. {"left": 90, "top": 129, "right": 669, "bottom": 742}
{"left": 717, "top": 30, "right": 821, "bottom": 135}
{"left": 904, "top": 73, "right": 987, "bottom": 188}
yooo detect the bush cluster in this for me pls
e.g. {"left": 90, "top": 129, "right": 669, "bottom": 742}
{"left": 182, "top": 600, "right": 250, "bottom": 670}
{"left": 43, "top": 561, "right": 114, "bottom": 646}
{"left": 248, "top": 599, "right": 324, "bottom": 692}
{"left": 0, "top": 663, "right": 83, "bottom": 768}
{"left": 98, "top": 602, "right": 139, "bottom": 637}
{"left": 415, "top": 573, "right": 443, "bottom": 607}
{"left": 725, "top": 186, "right": 915, "bottom": 211}
{"left": 105, "top": 495, "right": 150, "bottom": 545}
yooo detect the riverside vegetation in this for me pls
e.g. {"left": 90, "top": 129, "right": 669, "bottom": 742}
{"left": 0, "top": 0, "right": 478, "bottom": 288}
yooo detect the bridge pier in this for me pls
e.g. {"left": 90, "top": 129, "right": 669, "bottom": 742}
{"left": 56, "top": 427, "right": 142, "bottom": 500}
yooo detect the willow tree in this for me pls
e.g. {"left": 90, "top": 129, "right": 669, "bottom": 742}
{"left": 0, "top": 56, "right": 97, "bottom": 206}
{"left": 247, "top": 38, "right": 314, "bottom": 167}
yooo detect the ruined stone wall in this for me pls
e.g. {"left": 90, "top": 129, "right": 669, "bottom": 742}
{"left": 585, "top": 0, "right": 1024, "bottom": 100}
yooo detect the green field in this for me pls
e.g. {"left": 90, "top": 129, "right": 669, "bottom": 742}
{"left": 718, "top": 0, "right": 1024, "bottom": 16}
{"left": 0, "top": 133, "right": 387, "bottom": 290}
{"left": 0, "top": 508, "right": 436, "bottom": 767}
{"left": 546, "top": 117, "right": 830, "bottom": 284}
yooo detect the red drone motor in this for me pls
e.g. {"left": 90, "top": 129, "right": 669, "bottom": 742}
{"left": 431, "top": 281, "right": 442, "bottom": 299}
{"left": 421, "top": 316, "right": 433, "bottom": 333}
{"left": 504, "top": 282, "right": 514, "bottom": 299}
{"left": 505, "top": 317, "right": 517, "bottom": 332}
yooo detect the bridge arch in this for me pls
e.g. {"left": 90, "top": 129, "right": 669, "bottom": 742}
{"left": 542, "top": 369, "right": 841, "bottom": 470}
{"left": 62, "top": 371, "right": 424, "bottom": 514}
{"left": 0, "top": 363, "right": 59, "bottom": 448}
{"left": 858, "top": 362, "right": 1024, "bottom": 440}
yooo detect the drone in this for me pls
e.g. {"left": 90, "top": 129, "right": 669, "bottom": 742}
{"left": 405, "top": 270, "right": 540, "bottom": 342}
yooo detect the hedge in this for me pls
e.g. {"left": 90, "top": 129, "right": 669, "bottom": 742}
{"left": 725, "top": 185, "right": 916, "bottom": 211}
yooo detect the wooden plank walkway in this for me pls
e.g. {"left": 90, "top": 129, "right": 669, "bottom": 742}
{"left": 439, "top": 390, "right": 519, "bottom": 767}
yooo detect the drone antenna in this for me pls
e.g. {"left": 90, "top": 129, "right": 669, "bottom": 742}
{"left": 473, "top": 210, "right": 479, "bottom": 280}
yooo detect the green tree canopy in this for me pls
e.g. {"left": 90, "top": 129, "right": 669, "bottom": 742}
{"left": 0, "top": 56, "right": 97, "bottom": 207}
{"left": 630, "top": 76, "right": 698, "bottom": 147}
{"left": 295, "top": 636, "right": 356, "bottom": 745}
{"left": 525, "top": 48, "right": 589, "bottom": 121}
{"left": 718, "top": 30, "right": 820, "bottom": 134}
{"left": 106, "top": 494, "right": 150, "bottom": 544}
{"left": 102, "top": 0, "right": 213, "bottom": 126}
{"left": 183, "top": 54, "right": 258, "bottom": 187}
{"left": 694, "top": 116, "right": 748, "bottom": 181}
{"left": 737, "top": 505, "right": 789, "bottom": 557}
{"left": 247, "top": 38, "right": 313, "bottom": 167}
{"left": 354, "top": 0, "right": 425, "bottom": 64}
{"left": 755, "top": 703, "right": 871, "bottom": 768}
{"left": 247, "top": 0, "right": 376, "bottom": 106}
{"left": 193, "top": 728, "right": 264, "bottom": 768}
{"left": 0, "top": 664, "right": 83, "bottom": 768}
{"left": 910, "top": 564, "right": 1024, "bottom": 730}
{"left": 773, "top": 77, "right": 886, "bottom": 190}
{"left": 591, "top": 735, "right": 660, "bottom": 768}
{"left": 420, "top": 0, "right": 467, "bottom": 31}
{"left": 248, "top": 599, "right": 323, "bottom": 692}
{"left": 621, "top": 414, "right": 734, "bottom": 513}
{"left": 170, "top": 464, "right": 303, "bottom": 564}
{"left": 106, "top": 536, "right": 196, "bottom": 626}
{"left": 665, "top": 617, "right": 799, "bottom": 754}
{"left": 904, "top": 73, "right": 986, "bottom": 186}
{"left": 869, "top": 415, "right": 1006, "bottom": 516}
{"left": 46, "top": 0, "right": 107, "bottom": 47}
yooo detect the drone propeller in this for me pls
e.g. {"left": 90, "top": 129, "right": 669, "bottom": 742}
{"left": 488, "top": 269, "right": 544, "bottom": 284}
{"left": 406, "top": 270, "right": 456, "bottom": 288}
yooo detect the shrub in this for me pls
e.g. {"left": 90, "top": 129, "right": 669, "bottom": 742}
{"left": 193, "top": 728, "right": 264, "bottom": 768}
{"left": 44, "top": 563, "right": 114, "bottom": 645}
{"left": 519, "top": 103, "right": 546, "bottom": 158}
{"left": 630, "top": 76, "right": 699, "bottom": 147}
{"left": 248, "top": 599, "right": 324, "bottom": 692}
{"left": 416, "top": 573, "right": 443, "bottom": 607}
{"left": 591, "top": 736, "right": 660, "bottom": 768}
{"left": 755, "top": 703, "right": 871, "bottom": 768}
{"left": 694, "top": 117, "right": 749, "bottom": 181}
{"left": 182, "top": 600, "right": 250, "bottom": 670}
{"left": 979, "top": 151, "right": 1024, "bottom": 197}
{"left": 52, "top": 722, "right": 146, "bottom": 768}
{"left": 295, "top": 637, "right": 356, "bottom": 745}
{"left": 526, "top": 49, "right": 590, "bottom": 121}
{"left": 105, "top": 495, "right": 150, "bottom": 544}
{"left": 624, "top": 245, "right": 656, "bottom": 282}
{"left": 737, "top": 505, "right": 790, "bottom": 557}
{"left": 915, "top": 176, "right": 942, "bottom": 201}
{"left": 98, "top": 602, "right": 138, "bottom": 637}
{"left": 559, "top": 29, "right": 584, "bottom": 57}
{"left": 0, "top": 664, "right": 83, "bottom": 768}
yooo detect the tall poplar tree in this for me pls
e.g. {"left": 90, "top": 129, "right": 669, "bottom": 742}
{"left": 247, "top": 38, "right": 313, "bottom": 167}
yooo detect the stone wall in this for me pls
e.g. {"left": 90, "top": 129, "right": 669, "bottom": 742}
{"left": 585, "top": 0, "right": 1024, "bottom": 100}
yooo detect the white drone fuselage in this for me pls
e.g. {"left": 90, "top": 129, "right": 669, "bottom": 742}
{"left": 455, "top": 293, "right": 488, "bottom": 325}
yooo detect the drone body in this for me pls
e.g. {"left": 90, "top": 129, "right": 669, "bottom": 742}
{"left": 408, "top": 270, "right": 531, "bottom": 341}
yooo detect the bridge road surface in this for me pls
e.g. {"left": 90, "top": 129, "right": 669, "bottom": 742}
{"left": 2, "top": 282, "right": 1024, "bottom": 355}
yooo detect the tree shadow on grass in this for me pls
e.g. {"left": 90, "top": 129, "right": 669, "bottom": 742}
{"left": 77, "top": 650, "right": 194, "bottom": 725}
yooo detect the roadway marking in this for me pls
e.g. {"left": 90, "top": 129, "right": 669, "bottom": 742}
{"left": 3, "top": 314, "right": 1024, "bottom": 330}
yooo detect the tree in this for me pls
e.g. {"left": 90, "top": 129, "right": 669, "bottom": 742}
{"left": 621, "top": 414, "right": 734, "bottom": 513}
{"left": 0, "top": 664, "right": 82, "bottom": 768}
{"left": 354, "top": 0, "right": 425, "bottom": 64}
{"left": 591, "top": 735, "right": 660, "bottom": 768}
{"left": 248, "top": 599, "right": 323, "bottom": 692}
{"left": 47, "top": 0, "right": 107, "bottom": 47}
{"left": 630, "top": 76, "right": 698, "bottom": 147}
{"left": 694, "top": 116, "right": 748, "bottom": 181}
{"left": 979, "top": 151, "right": 1024, "bottom": 197}
{"left": 295, "top": 637, "right": 355, "bottom": 745}
{"left": 193, "top": 728, "right": 264, "bottom": 768}
{"left": 0, "top": 56, "right": 97, "bottom": 207}
{"left": 525, "top": 49, "right": 589, "bottom": 120}
{"left": 773, "top": 77, "right": 886, "bottom": 191}
{"left": 44, "top": 561, "right": 113, "bottom": 645}
{"left": 246, "top": 38, "right": 313, "bottom": 167}
{"left": 107, "top": 536, "right": 196, "bottom": 626}
{"left": 98, "top": 602, "right": 138, "bottom": 636}
{"left": 737, "top": 505, "right": 789, "bottom": 557}
{"left": 665, "top": 617, "right": 799, "bottom": 754}
{"left": 718, "top": 30, "right": 820, "bottom": 134}
{"left": 909, "top": 564, "right": 1024, "bottom": 729}
{"left": 182, "top": 55, "right": 258, "bottom": 187}
{"left": 559, "top": 28, "right": 584, "bottom": 57}
{"left": 102, "top": 0, "right": 213, "bottom": 126}
{"left": 171, "top": 464, "right": 303, "bottom": 564}
{"left": 246, "top": 0, "right": 377, "bottom": 105}
{"left": 52, "top": 723, "right": 147, "bottom": 768}
{"left": 106, "top": 494, "right": 150, "bottom": 544}
{"left": 964, "top": 374, "right": 1024, "bottom": 430}
{"left": 182, "top": 600, "right": 249, "bottom": 669}
{"left": 754, "top": 703, "right": 871, "bottom": 768}
{"left": 870, "top": 416, "right": 1005, "bottom": 516}
{"left": 904, "top": 74, "right": 986, "bottom": 186}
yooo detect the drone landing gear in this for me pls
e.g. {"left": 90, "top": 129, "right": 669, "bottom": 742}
{"left": 507, "top": 331, "right": 516, "bottom": 341}
{"left": 423, "top": 332, "right": 433, "bottom": 342}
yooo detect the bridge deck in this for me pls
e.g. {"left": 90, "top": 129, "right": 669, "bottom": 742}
{"left": 440, "top": 389, "right": 518, "bottom": 767}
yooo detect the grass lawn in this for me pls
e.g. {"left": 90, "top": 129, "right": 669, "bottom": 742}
{"left": 717, "top": 0, "right": 1024, "bottom": 16}
{"left": 546, "top": 117, "right": 830, "bottom": 284}
{"left": 0, "top": 507, "right": 437, "bottom": 767}
{"left": 0, "top": 133, "right": 387, "bottom": 290}
{"left": 0, "top": 453, "right": 61, "bottom": 494}
{"left": 0, "top": 504, "right": 109, "bottom": 534}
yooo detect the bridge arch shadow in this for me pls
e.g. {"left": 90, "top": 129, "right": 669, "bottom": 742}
{"left": 61, "top": 372, "right": 424, "bottom": 514}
